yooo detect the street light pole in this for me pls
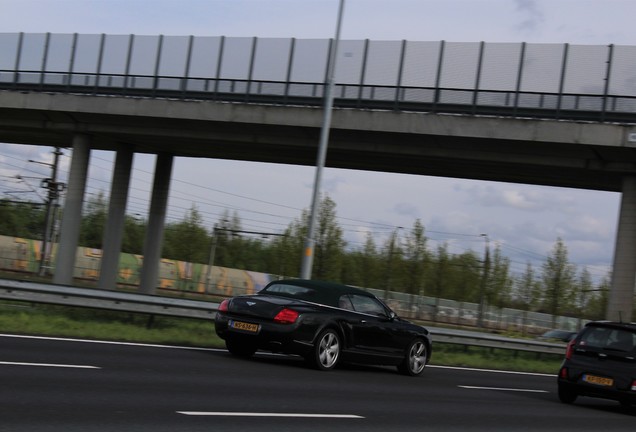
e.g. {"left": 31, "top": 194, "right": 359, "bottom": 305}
{"left": 300, "top": 0, "right": 345, "bottom": 280}
{"left": 477, "top": 233, "right": 490, "bottom": 328}
{"left": 205, "top": 227, "right": 218, "bottom": 292}
{"left": 384, "top": 226, "right": 403, "bottom": 300}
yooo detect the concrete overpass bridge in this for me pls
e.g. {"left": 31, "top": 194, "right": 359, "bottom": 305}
{"left": 1, "top": 33, "right": 636, "bottom": 320}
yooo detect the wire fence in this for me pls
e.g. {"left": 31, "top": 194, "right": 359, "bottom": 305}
{"left": 367, "top": 288, "right": 582, "bottom": 334}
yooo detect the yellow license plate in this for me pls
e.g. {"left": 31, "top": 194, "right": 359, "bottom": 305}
{"left": 229, "top": 320, "right": 260, "bottom": 333}
{"left": 583, "top": 374, "right": 614, "bottom": 387}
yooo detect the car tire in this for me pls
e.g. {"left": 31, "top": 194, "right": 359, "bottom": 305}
{"left": 557, "top": 382, "right": 577, "bottom": 404}
{"left": 308, "top": 328, "right": 341, "bottom": 371}
{"left": 225, "top": 337, "right": 257, "bottom": 358}
{"left": 398, "top": 339, "right": 427, "bottom": 376}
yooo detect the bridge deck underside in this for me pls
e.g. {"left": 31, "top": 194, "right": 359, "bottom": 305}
{"left": 0, "top": 91, "right": 634, "bottom": 192}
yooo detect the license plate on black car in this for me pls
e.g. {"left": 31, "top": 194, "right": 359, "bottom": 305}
{"left": 582, "top": 374, "right": 613, "bottom": 387}
{"left": 229, "top": 320, "right": 260, "bottom": 333}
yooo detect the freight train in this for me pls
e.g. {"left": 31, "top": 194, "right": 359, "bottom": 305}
{"left": 0, "top": 234, "right": 274, "bottom": 297}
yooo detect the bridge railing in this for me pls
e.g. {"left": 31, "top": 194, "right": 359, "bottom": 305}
{"left": 1, "top": 33, "right": 636, "bottom": 124}
{"left": 2, "top": 69, "right": 636, "bottom": 124}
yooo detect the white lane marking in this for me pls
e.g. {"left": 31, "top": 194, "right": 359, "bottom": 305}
{"left": 0, "top": 361, "right": 100, "bottom": 369}
{"left": 458, "top": 385, "right": 548, "bottom": 393}
{"left": 0, "top": 333, "right": 224, "bottom": 352}
{"left": 430, "top": 364, "right": 556, "bottom": 377}
{"left": 177, "top": 412, "right": 364, "bottom": 418}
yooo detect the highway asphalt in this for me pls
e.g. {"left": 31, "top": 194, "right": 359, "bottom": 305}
{"left": 1, "top": 334, "right": 634, "bottom": 431}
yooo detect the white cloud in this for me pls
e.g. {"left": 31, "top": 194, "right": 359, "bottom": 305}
{"left": 393, "top": 202, "right": 420, "bottom": 219}
{"left": 457, "top": 183, "right": 580, "bottom": 214}
{"left": 514, "top": 0, "right": 545, "bottom": 33}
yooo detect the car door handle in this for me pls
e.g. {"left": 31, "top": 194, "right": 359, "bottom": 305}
{"left": 360, "top": 320, "right": 367, "bottom": 324}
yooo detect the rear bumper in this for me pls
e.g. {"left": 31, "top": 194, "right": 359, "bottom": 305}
{"left": 558, "top": 379, "right": 636, "bottom": 404}
{"left": 558, "top": 366, "right": 636, "bottom": 404}
{"left": 214, "top": 313, "right": 315, "bottom": 356}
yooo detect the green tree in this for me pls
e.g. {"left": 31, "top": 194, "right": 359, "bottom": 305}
{"left": 79, "top": 192, "right": 107, "bottom": 248}
{"left": 382, "top": 228, "right": 404, "bottom": 298}
{"left": 488, "top": 244, "right": 513, "bottom": 309}
{"left": 163, "top": 205, "right": 210, "bottom": 263}
{"left": 586, "top": 273, "right": 610, "bottom": 320}
{"left": 542, "top": 238, "right": 577, "bottom": 326}
{"left": 576, "top": 267, "right": 594, "bottom": 317}
{"left": 515, "top": 262, "right": 539, "bottom": 309}
{"left": 339, "top": 231, "right": 380, "bottom": 288}
{"left": 359, "top": 231, "right": 380, "bottom": 288}
{"left": 312, "top": 195, "right": 346, "bottom": 281}
{"left": 0, "top": 200, "right": 45, "bottom": 239}
{"left": 515, "top": 262, "right": 541, "bottom": 334}
{"left": 213, "top": 210, "right": 244, "bottom": 268}
{"left": 269, "top": 224, "right": 301, "bottom": 278}
{"left": 281, "top": 194, "right": 346, "bottom": 281}
{"left": 403, "top": 219, "right": 428, "bottom": 297}
{"left": 430, "top": 243, "right": 450, "bottom": 320}
{"left": 447, "top": 251, "right": 481, "bottom": 303}
{"left": 121, "top": 215, "right": 146, "bottom": 255}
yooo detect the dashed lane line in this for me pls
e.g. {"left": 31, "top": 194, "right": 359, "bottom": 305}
{"left": 458, "top": 385, "right": 549, "bottom": 393}
{"left": 0, "top": 361, "right": 100, "bottom": 369}
{"left": 177, "top": 411, "right": 364, "bottom": 418}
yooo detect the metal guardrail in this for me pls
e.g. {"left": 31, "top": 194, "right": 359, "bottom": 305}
{"left": 0, "top": 279, "right": 217, "bottom": 320}
{"left": 0, "top": 279, "right": 565, "bottom": 355}
{"left": 429, "top": 327, "right": 566, "bottom": 355}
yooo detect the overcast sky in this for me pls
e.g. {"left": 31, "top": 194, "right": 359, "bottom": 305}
{"left": 1, "top": 0, "right": 633, "bottom": 282}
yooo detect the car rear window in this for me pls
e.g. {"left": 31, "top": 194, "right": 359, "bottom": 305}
{"left": 262, "top": 283, "right": 317, "bottom": 300}
{"left": 579, "top": 326, "right": 636, "bottom": 353}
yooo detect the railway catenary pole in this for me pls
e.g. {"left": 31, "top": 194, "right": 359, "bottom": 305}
{"left": 205, "top": 228, "right": 286, "bottom": 292}
{"left": 38, "top": 147, "right": 63, "bottom": 276}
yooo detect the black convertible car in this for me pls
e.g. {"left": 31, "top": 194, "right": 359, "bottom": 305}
{"left": 214, "top": 279, "right": 432, "bottom": 376}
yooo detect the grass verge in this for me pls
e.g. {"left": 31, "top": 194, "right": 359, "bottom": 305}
{"left": 0, "top": 301, "right": 562, "bottom": 374}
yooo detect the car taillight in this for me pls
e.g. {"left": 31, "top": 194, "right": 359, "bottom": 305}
{"left": 565, "top": 339, "right": 576, "bottom": 360}
{"left": 559, "top": 367, "right": 569, "bottom": 379}
{"left": 218, "top": 299, "right": 229, "bottom": 312}
{"left": 273, "top": 308, "right": 299, "bottom": 324}
{"left": 631, "top": 380, "right": 636, "bottom": 392}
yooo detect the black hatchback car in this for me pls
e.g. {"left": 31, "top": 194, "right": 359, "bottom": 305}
{"left": 215, "top": 279, "right": 432, "bottom": 376}
{"left": 558, "top": 321, "right": 636, "bottom": 407}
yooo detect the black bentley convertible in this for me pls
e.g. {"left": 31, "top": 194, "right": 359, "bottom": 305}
{"left": 214, "top": 279, "right": 432, "bottom": 376}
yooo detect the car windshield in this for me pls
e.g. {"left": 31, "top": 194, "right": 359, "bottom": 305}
{"left": 579, "top": 326, "right": 636, "bottom": 353}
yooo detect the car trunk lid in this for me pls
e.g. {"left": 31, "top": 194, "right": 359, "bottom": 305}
{"left": 228, "top": 294, "right": 301, "bottom": 319}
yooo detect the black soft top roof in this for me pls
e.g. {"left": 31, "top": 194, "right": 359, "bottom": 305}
{"left": 585, "top": 321, "right": 636, "bottom": 332}
{"left": 261, "top": 279, "right": 375, "bottom": 307}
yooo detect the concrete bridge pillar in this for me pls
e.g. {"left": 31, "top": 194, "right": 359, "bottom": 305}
{"left": 53, "top": 134, "right": 91, "bottom": 285}
{"left": 608, "top": 175, "right": 636, "bottom": 322}
{"left": 139, "top": 153, "right": 173, "bottom": 295}
{"left": 98, "top": 146, "right": 134, "bottom": 291}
